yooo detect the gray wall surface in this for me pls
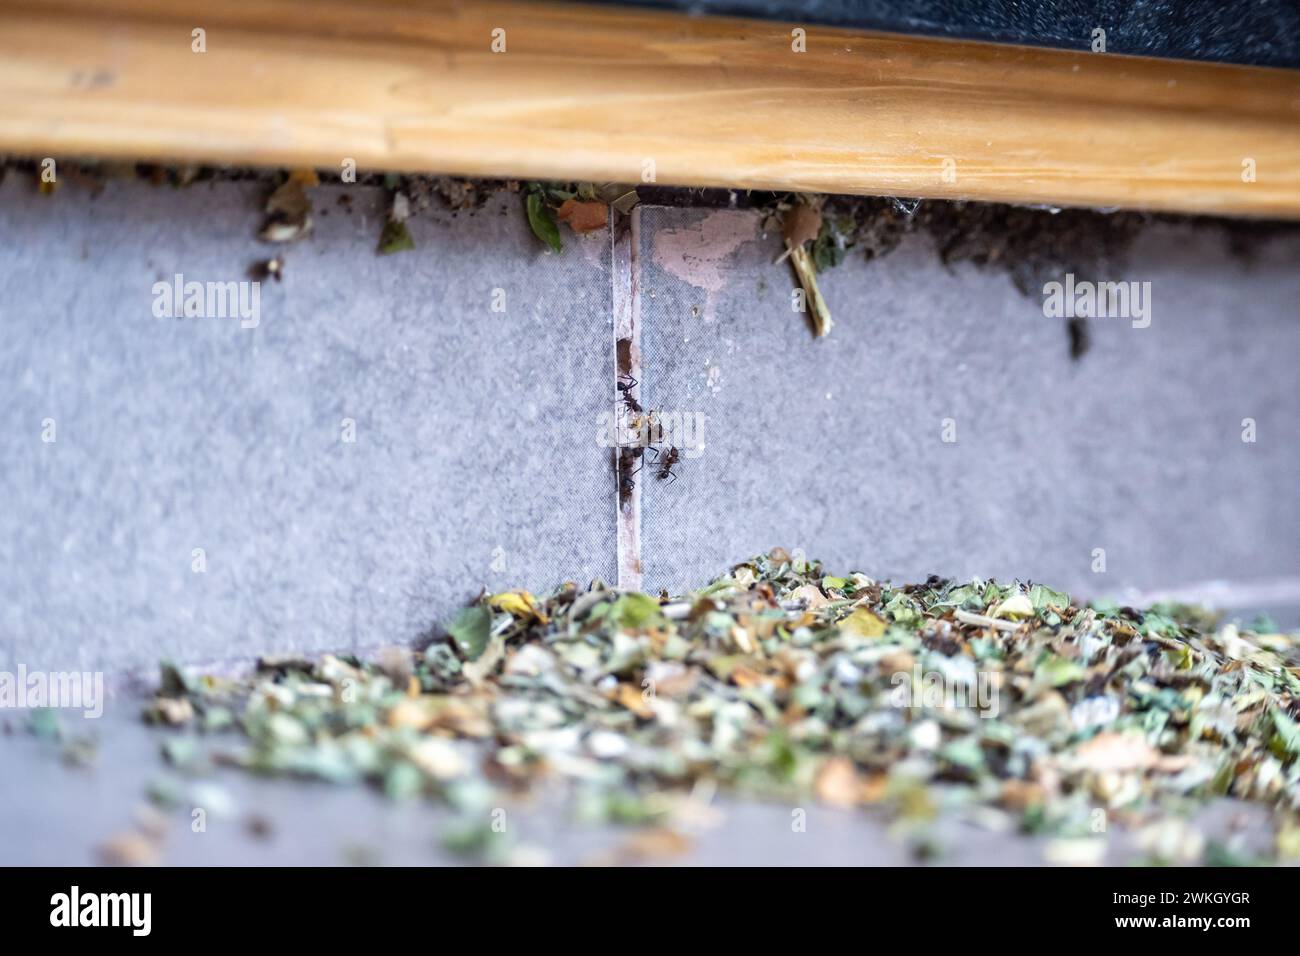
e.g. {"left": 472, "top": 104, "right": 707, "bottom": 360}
{"left": 1, "top": 178, "right": 1297, "bottom": 676}
{"left": 0, "top": 180, "right": 615, "bottom": 674}
{"left": 639, "top": 207, "right": 1300, "bottom": 598}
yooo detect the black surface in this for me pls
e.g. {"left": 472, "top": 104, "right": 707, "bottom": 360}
{"left": 597, "top": 0, "right": 1300, "bottom": 69}
{"left": 0, "top": 867, "right": 1280, "bottom": 938}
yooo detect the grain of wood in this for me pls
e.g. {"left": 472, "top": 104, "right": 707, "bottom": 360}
{"left": 0, "top": 0, "right": 1297, "bottom": 216}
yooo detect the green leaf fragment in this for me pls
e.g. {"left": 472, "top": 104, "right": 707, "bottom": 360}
{"left": 607, "top": 591, "right": 663, "bottom": 629}
{"left": 526, "top": 191, "right": 562, "bottom": 253}
{"left": 1027, "top": 584, "right": 1070, "bottom": 612}
{"left": 1034, "top": 655, "right": 1086, "bottom": 687}
{"left": 377, "top": 219, "right": 415, "bottom": 254}
{"left": 447, "top": 605, "right": 492, "bottom": 661}
{"left": 1270, "top": 708, "right": 1300, "bottom": 758}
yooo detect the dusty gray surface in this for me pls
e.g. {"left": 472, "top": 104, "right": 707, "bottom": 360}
{"left": 0, "top": 179, "right": 615, "bottom": 676}
{"left": 0, "top": 701, "right": 1275, "bottom": 866}
{"left": 639, "top": 207, "right": 1300, "bottom": 608}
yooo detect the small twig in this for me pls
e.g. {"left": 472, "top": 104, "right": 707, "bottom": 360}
{"left": 787, "top": 241, "right": 833, "bottom": 337}
{"left": 954, "top": 609, "right": 1021, "bottom": 632}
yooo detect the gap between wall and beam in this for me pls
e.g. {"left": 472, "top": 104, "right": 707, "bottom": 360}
{"left": 611, "top": 206, "right": 642, "bottom": 591}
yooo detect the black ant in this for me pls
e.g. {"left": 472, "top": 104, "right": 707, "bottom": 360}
{"left": 653, "top": 446, "right": 681, "bottom": 483}
{"left": 617, "top": 374, "right": 642, "bottom": 415}
{"left": 618, "top": 471, "right": 636, "bottom": 501}
{"left": 615, "top": 446, "right": 643, "bottom": 504}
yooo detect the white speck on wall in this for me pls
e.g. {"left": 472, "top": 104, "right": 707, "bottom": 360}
{"left": 577, "top": 231, "right": 606, "bottom": 268}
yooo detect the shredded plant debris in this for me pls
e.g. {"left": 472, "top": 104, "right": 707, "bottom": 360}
{"left": 524, "top": 181, "right": 638, "bottom": 252}
{"left": 257, "top": 169, "right": 317, "bottom": 243}
{"left": 10, "top": 154, "right": 1294, "bottom": 357}
{"left": 760, "top": 193, "right": 1149, "bottom": 348}
{"left": 143, "top": 550, "right": 1300, "bottom": 863}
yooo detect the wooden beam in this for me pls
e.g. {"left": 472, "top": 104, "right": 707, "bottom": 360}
{"left": 1, "top": 0, "right": 1297, "bottom": 217}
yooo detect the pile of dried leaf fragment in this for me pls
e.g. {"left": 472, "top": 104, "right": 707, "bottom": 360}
{"left": 144, "top": 550, "right": 1300, "bottom": 864}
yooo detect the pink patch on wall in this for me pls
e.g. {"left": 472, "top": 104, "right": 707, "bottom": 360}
{"left": 651, "top": 210, "right": 759, "bottom": 322}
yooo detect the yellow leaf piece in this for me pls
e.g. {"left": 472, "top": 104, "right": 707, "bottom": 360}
{"left": 614, "top": 682, "right": 654, "bottom": 718}
{"left": 288, "top": 168, "right": 320, "bottom": 187}
{"left": 790, "top": 583, "right": 828, "bottom": 610}
{"left": 488, "top": 590, "right": 548, "bottom": 623}
{"left": 992, "top": 593, "right": 1034, "bottom": 620}
{"left": 841, "top": 607, "right": 887, "bottom": 639}
{"left": 1278, "top": 821, "right": 1300, "bottom": 860}
{"left": 814, "top": 757, "right": 862, "bottom": 808}
{"left": 386, "top": 696, "right": 435, "bottom": 731}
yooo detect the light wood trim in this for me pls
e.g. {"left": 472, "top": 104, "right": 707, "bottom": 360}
{"left": 1, "top": 0, "right": 1297, "bottom": 217}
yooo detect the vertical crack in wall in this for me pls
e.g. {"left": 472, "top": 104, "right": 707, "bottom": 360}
{"left": 612, "top": 207, "right": 643, "bottom": 590}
